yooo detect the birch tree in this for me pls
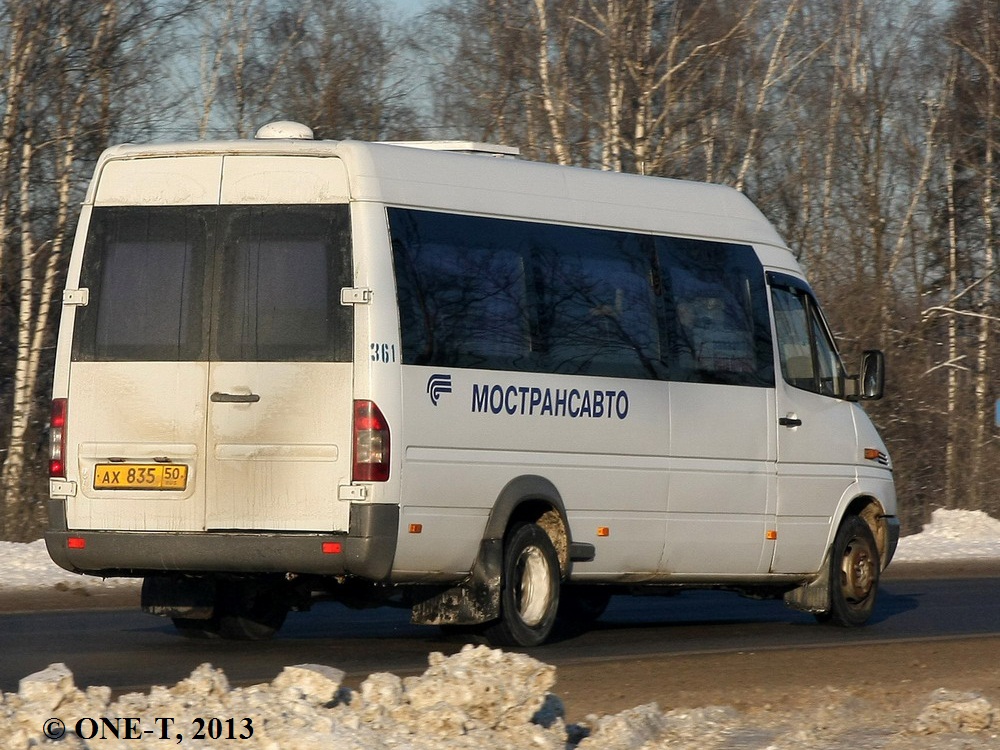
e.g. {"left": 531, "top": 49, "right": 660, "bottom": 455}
{"left": 930, "top": 0, "right": 1000, "bottom": 510}
{"left": 0, "top": 3, "right": 60, "bottom": 538}
{"left": 0, "top": 0, "right": 201, "bottom": 539}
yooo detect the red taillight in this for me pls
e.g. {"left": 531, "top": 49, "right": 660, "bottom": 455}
{"left": 49, "top": 399, "right": 67, "bottom": 478}
{"left": 352, "top": 400, "right": 390, "bottom": 482}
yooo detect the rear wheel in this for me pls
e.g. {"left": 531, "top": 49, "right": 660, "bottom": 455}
{"left": 556, "top": 585, "right": 611, "bottom": 637}
{"left": 216, "top": 577, "right": 290, "bottom": 640}
{"left": 484, "top": 523, "right": 561, "bottom": 647}
{"left": 559, "top": 585, "right": 611, "bottom": 621}
{"left": 818, "top": 514, "right": 880, "bottom": 627}
{"left": 171, "top": 616, "right": 220, "bottom": 639}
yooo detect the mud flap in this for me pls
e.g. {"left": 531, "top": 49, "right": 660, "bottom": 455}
{"left": 783, "top": 547, "right": 832, "bottom": 614}
{"left": 410, "top": 538, "right": 502, "bottom": 626}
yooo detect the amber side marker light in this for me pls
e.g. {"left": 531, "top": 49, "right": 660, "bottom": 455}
{"left": 408, "top": 523, "right": 423, "bottom": 534}
{"left": 597, "top": 526, "right": 610, "bottom": 537}
{"left": 863, "top": 448, "right": 889, "bottom": 465}
{"left": 766, "top": 530, "right": 778, "bottom": 540}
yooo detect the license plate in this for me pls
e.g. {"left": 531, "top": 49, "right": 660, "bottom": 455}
{"left": 94, "top": 463, "right": 189, "bottom": 490}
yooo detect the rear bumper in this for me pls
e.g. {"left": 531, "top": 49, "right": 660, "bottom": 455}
{"left": 45, "top": 503, "right": 398, "bottom": 581}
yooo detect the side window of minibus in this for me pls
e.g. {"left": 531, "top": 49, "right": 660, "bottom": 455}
{"left": 389, "top": 209, "right": 531, "bottom": 369}
{"left": 536, "top": 229, "right": 663, "bottom": 379}
{"left": 770, "top": 284, "right": 845, "bottom": 398}
{"left": 659, "top": 238, "right": 773, "bottom": 387}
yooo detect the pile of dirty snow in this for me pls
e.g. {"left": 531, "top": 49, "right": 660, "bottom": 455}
{"left": 3, "top": 646, "right": 565, "bottom": 749}
{"left": 4, "top": 646, "right": 999, "bottom": 749}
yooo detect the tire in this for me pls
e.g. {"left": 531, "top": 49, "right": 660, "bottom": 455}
{"left": 484, "top": 523, "right": 561, "bottom": 647}
{"left": 216, "top": 578, "right": 290, "bottom": 641}
{"left": 559, "top": 585, "right": 611, "bottom": 621}
{"left": 171, "top": 616, "right": 220, "bottom": 639}
{"left": 819, "top": 514, "right": 880, "bottom": 627}
{"left": 555, "top": 585, "right": 611, "bottom": 638}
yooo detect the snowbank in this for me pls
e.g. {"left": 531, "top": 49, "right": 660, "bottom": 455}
{"left": 891, "top": 508, "right": 1000, "bottom": 562}
{"left": 0, "top": 539, "right": 139, "bottom": 593}
{"left": 1, "top": 646, "right": 566, "bottom": 749}
{"left": 3, "top": 646, "right": 998, "bottom": 749}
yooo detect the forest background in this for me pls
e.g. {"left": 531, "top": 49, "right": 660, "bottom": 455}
{"left": 0, "top": 0, "right": 997, "bottom": 542}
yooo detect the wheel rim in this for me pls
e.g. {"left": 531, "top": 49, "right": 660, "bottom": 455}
{"left": 514, "top": 545, "right": 553, "bottom": 627}
{"left": 839, "top": 536, "right": 875, "bottom": 604}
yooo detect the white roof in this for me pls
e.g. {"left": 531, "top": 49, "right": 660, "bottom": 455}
{"left": 88, "top": 132, "right": 789, "bottom": 250}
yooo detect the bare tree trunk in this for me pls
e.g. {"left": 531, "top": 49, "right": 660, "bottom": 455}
{"left": 1, "top": 130, "right": 38, "bottom": 531}
{"left": 629, "top": 0, "right": 655, "bottom": 175}
{"left": 198, "top": 0, "right": 237, "bottom": 137}
{"left": 0, "top": 6, "right": 45, "bottom": 538}
{"left": 972, "top": 56, "right": 996, "bottom": 508}
{"left": 814, "top": 7, "right": 849, "bottom": 276}
{"left": 0, "top": 1, "right": 125, "bottom": 537}
{"left": 0, "top": 5, "right": 39, "bottom": 335}
{"left": 944, "top": 150, "right": 961, "bottom": 509}
{"left": 734, "top": 0, "right": 802, "bottom": 192}
{"left": 532, "top": 0, "right": 571, "bottom": 165}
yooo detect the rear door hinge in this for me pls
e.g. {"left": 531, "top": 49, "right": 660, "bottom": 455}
{"left": 340, "top": 287, "right": 373, "bottom": 305}
{"left": 63, "top": 288, "right": 90, "bottom": 306}
{"left": 338, "top": 484, "right": 369, "bottom": 501}
{"left": 49, "top": 479, "right": 78, "bottom": 498}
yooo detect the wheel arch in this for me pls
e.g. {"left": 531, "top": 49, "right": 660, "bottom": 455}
{"left": 785, "top": 492, "right": 892, "bottom": 618}
{"left": 408, "top": 474, "right": 574, "bottom": 627}
{"left": 484, "top": 475, "right": 571, "bottom": 577}
{"left": 840, "top": 494, "right": 896, "bottom": 570}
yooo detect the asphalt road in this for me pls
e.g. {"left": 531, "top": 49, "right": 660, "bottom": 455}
{"left": 2, "top": 566, "right": 1000, "bottom": 695}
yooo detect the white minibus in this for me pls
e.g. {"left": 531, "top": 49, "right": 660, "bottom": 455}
{"left": 46, "top": 121, "right": 898, "bottom": 645}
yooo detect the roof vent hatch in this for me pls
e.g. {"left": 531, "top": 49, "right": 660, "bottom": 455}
{"left": 254, "top": 121, "right": 315, "bottom": 140}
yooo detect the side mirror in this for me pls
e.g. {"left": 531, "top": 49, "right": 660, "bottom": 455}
{"left": 851, "top": 350, "right": 885, "bottom": 401}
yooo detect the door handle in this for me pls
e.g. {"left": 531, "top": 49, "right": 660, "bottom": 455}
{"left": 210, "top": 392, "right": 261, "bottom": 403}
{"left": 779, "top": 415, "right": 802, "bottom": 428}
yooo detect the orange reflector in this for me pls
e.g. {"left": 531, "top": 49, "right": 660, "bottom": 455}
{"left": 67, "top": 537, "right": 86, "bottom": 550}
{"left": 597, "top": 526, "right": 610, "bottom": 537}
{"left": 864, "top": 448, "right": 881, "bottom": 460}
{"left": 408, "top": 523, "right": 423, "bottom": 534}
{"left": 766, "top": 530, "right": 777, "bottom": 540}
{"left": 321, "top": 541, "right": 343, "bottom": 554}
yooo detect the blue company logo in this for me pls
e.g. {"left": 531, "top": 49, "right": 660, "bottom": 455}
{"left": 426, "top": 373, "right": 453, "bottom": 406}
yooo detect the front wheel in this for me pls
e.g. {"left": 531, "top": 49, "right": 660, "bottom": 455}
{"left": 484, "top": 523, "right": 561, "bottom": 647}
{"left": 819, "top": 515, "right": 880, "bottom": 627}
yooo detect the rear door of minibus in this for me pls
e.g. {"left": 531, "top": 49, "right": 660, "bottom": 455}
{"left": 64, "top": 154, "right": 355, "bottom": 535}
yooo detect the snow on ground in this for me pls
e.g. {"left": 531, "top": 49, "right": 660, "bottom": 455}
{"left": 4, "top": 509, "right": 1000, "bottom": 749}
{"left": 891, "top": 508, "right": 1000, "bottom": 562}
{"left": 0, "top": 539, "right": 140, "bottom": 593}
